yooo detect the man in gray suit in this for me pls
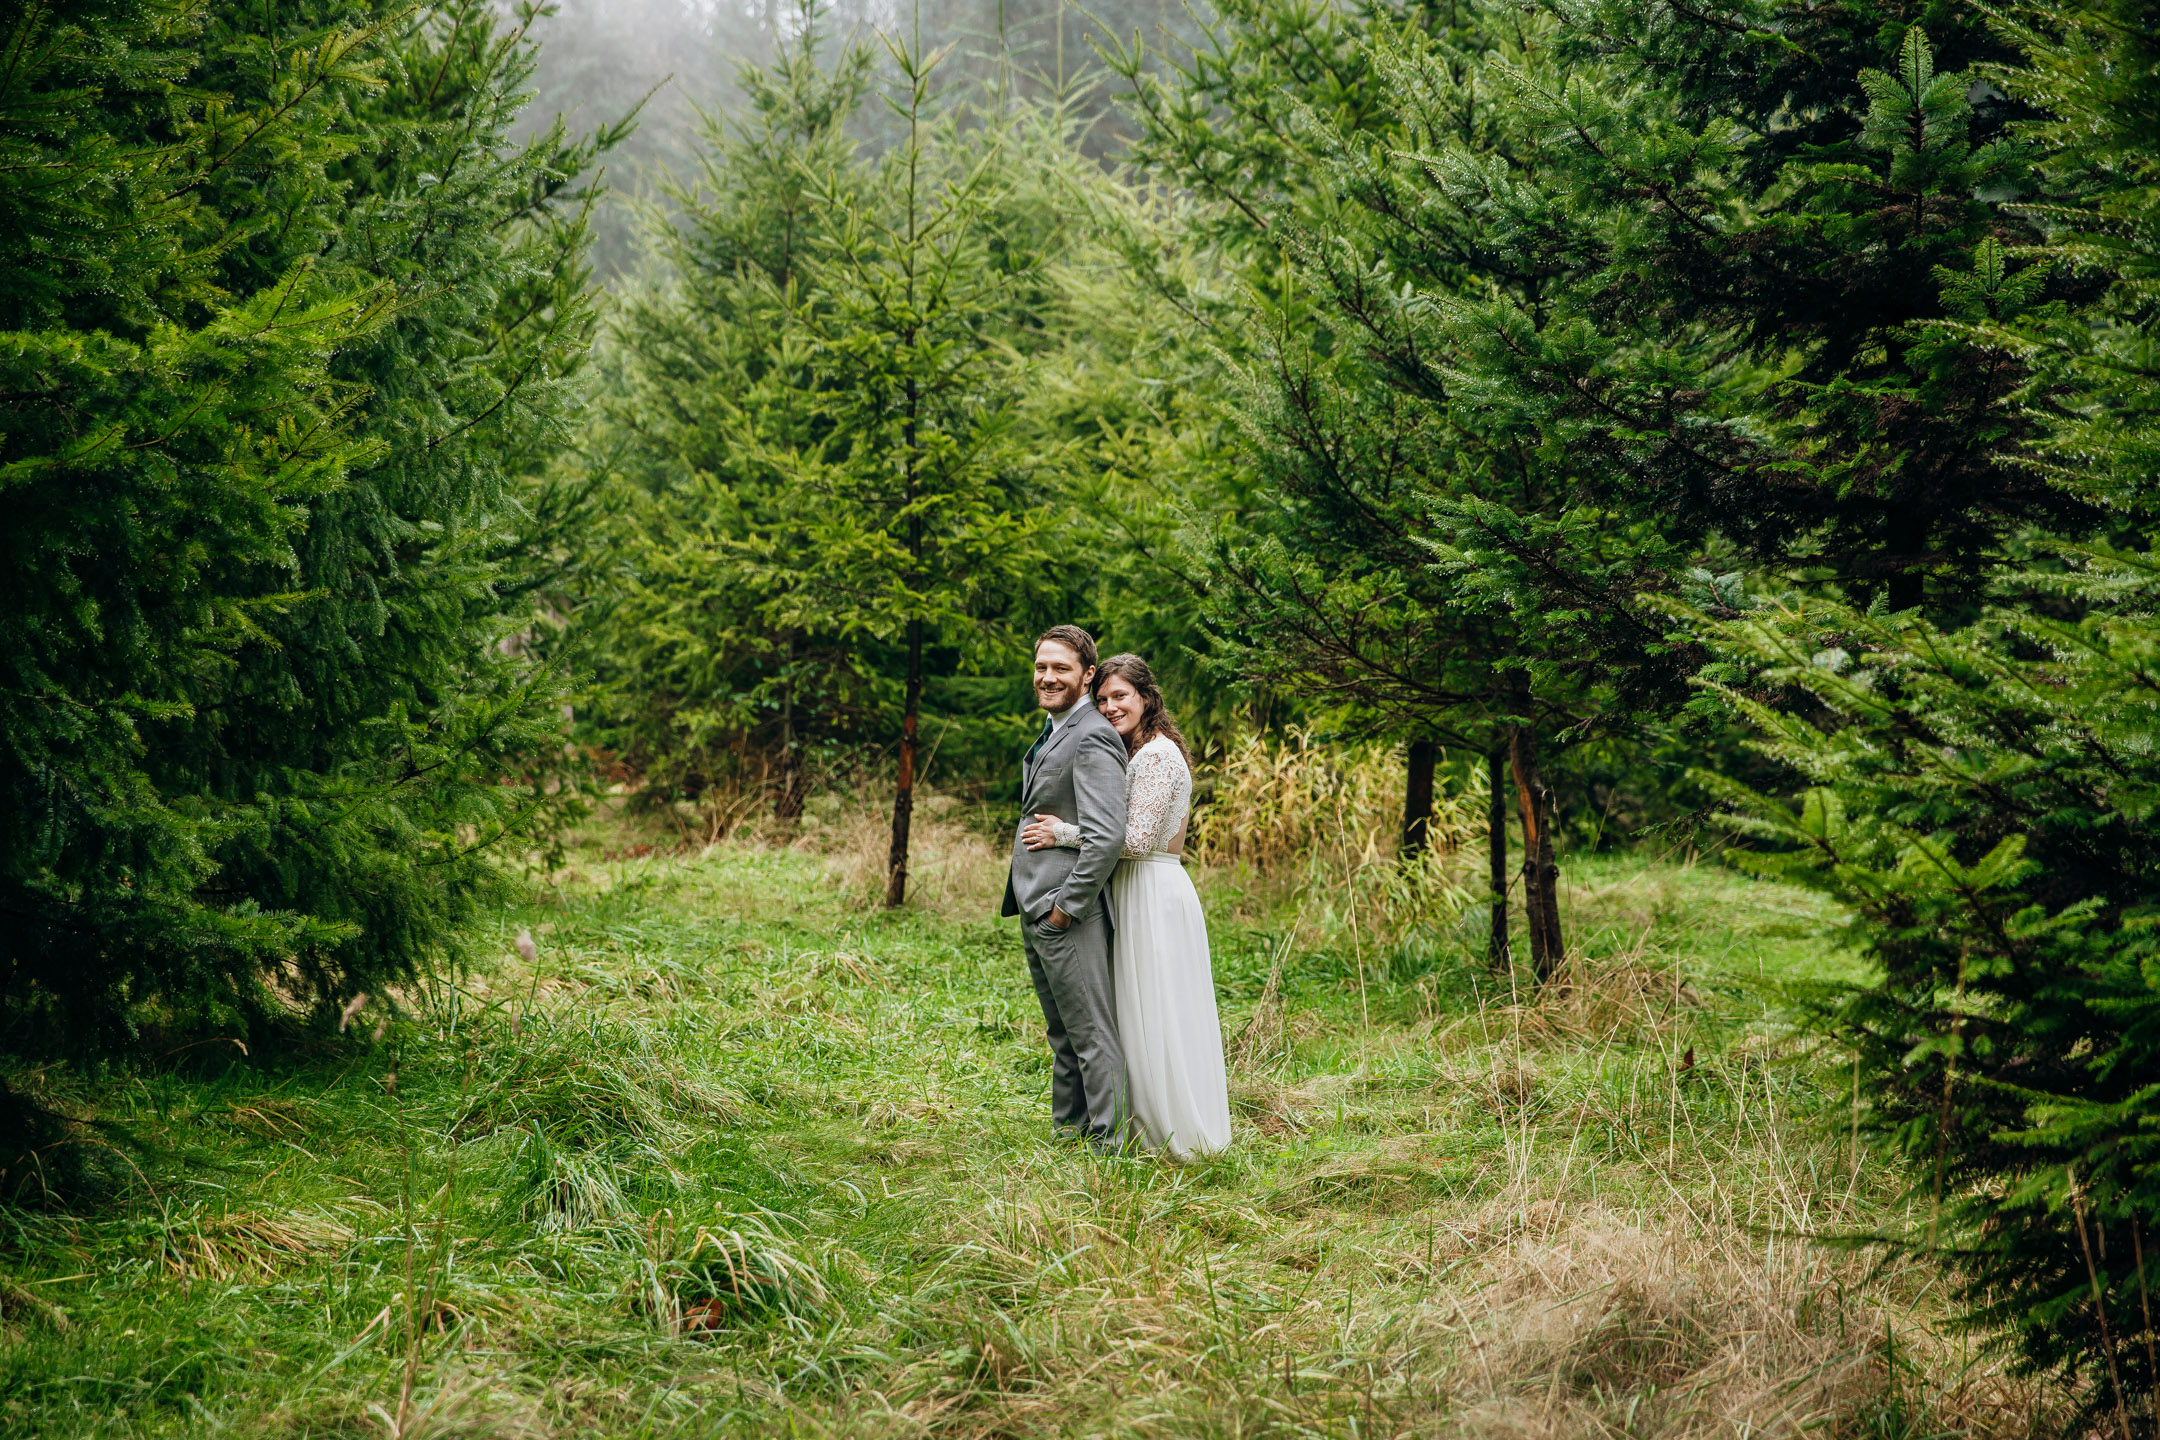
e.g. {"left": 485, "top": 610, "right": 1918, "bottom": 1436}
{"left": 1001, "top": 625, "right": 1130, "bottom": 1148}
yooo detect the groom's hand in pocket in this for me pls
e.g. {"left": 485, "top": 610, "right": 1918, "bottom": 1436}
{"left": 1046, "top": 906, "right": 1072, "bottom": 931}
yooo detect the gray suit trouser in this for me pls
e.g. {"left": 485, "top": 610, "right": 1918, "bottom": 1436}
{"left": 1020, "top": 904, "right": 1125, "bottom": 1143}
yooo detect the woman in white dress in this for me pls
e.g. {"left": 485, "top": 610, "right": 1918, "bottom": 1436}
{"left": 1020, "top": 654, "right": 1232, "bottom": 1159}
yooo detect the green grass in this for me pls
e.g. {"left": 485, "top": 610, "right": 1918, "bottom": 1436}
{"left": 0, "top": 830, "right": 2051, "bottom": 1438}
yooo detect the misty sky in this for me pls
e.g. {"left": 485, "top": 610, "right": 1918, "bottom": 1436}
{"left": 520, "top": 0, "right": 1205, "bottom": 274}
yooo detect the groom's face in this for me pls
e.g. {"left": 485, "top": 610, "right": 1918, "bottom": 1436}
{"left": 1033, "top": 641, "right": 1094, "bottom": 713}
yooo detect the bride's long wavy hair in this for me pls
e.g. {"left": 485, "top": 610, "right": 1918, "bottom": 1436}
{"left": 1093, "top": 654, "right": 1193, "bottom": 769}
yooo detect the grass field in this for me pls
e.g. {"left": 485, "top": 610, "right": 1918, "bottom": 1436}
{"left": 0, "top": 808, "right": 2060, "bottom": 1439}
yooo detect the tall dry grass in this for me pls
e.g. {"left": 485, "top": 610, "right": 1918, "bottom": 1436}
{"left": 793, "top": 788, "right": 1010, "bottom": 915}
{"left": 776, "top": 729, "right": 1488, "bottom": 938}
{"left": 1190, "top": 730, "right": 1478, "bottom": 872}
{"left": 1191, "top": 730, "right": 1485, "bottom": 954}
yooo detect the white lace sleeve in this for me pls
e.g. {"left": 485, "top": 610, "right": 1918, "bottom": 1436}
{"left": 1050, "top": 819, "right": 1080, "bottom": 848}
{"left": 1122, "top": 740, "right": 1190, "bottom": 857}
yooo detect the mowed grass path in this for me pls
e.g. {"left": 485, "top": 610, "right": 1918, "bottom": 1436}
{"left": 0, "top": 838, "right": 2045, "bottom": 1439}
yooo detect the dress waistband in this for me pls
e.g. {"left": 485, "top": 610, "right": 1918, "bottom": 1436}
{"left": 1131, "top": 851, "right": 1183, "bottom": 866}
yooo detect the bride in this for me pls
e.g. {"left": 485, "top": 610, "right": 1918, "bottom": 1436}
{"left": 1021, "top": 654, "right": 1231, "bottom": 1159}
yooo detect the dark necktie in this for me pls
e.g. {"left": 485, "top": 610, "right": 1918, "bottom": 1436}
{"left": 1024, "top": 717, "right": 1053, "bottom": 766}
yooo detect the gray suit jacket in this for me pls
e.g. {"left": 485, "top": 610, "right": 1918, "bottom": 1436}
{"left": 1000, "top": 700, "right": 1129, "bottom": 923}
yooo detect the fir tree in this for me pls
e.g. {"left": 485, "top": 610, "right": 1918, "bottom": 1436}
{"left": 1449, "top": 3, "right": 2070, "bottom": 618}
{"left": 583, "top": 15, "right": 1070, "bottom": 861}
{"left": 195, "top": 0, "right": 622, "bottom": 1015}
{"left": 582, "top": 16, "right": 879, "bottom": 829}
{"left": 1682, "top": 0, "right": 2160, "bottom": 1412}
{"left": 2, "top": 0, "right": 389, "bottom": 1055}
{"left": 1, "top": 0, "right": 613, "bottom": 1059}
{"left": 1121, "top": 0, "right": 2087, "bottom": 975}
{"left": 785, "top": 34, "right": 1052, "bottom": 906}
{"left": 1123, "top": 0, "right": 1703, "bottom": 975}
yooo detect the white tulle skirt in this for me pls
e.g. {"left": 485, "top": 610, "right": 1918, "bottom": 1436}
{"left": 1111, "top": 853, "right": 1232, "bottom": 1159}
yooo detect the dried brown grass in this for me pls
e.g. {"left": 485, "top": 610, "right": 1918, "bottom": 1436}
{"left": 1425, "top": 1206, "right": 2050, "bottom": 1440}
{"left": 362, "top": 1367, "right": 561, "bottom": 1440}
{"left": 792, "top": 789, "right": 1008, "bottom": 916}
{"left": 657, "top": 729, "right": 1491, "bottom": 936}
{"left": 1192, "top": 731, "right": 1486, "bottom": 954}
{"left": 1193, "top": 730, "right": 1479, "bottom": 874}
{"left": 762, "top": 1136, "right": 2056, "bottom": 1440}
{"left": 0, "top": 1276, "right": 71, "bottom": 1340}
{"left": 149, "top": 1206, "right": 355, "bottom": 1283}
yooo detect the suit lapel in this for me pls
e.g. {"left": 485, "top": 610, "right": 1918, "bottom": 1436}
{"left": 1024, "top": 702, "right": 1090, "bottom": 802}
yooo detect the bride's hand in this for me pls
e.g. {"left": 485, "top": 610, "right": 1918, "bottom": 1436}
{"left": 1020, "top": 813, "right": 1065, "bottom": 850}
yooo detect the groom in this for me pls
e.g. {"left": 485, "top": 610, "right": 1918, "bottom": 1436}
{"left": 1001, "top": 625, "right": 1130, "bottom": 1148}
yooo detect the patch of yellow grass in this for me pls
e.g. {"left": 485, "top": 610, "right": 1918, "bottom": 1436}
{"left": 149, "top": 1207, "right": 355, "bottom": 1283}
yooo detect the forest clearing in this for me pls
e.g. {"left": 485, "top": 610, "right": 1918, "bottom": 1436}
{"left": 0, "top": 804, "right": 2056, "bottom": 1438}
{"left": 7, "top": 0, "right": 2158, "bottom": 1431}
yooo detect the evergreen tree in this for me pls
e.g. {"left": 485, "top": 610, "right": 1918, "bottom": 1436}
{"left": 1683, "top": 0, "right": 2160, "bottom": 1412}
{"left": 1393, "top": 3, "right": 2073, "bottom": 966}
{"left": 205, "top": 0, "right": 621, "bottom": 1014}
{"left": 784, "top": 34, "right": 1052, "bottom": 906}
{"left": 1, "top": 0, "right": 612, "bottom": 1058}
{"left": 583, "top": 20, "right": 879, "bottom": 828}
{"left": 1464, "top": 7, "right": 2066, "bottom": 619}
{"left": 583, "top": 14, "right": 1089, "bottom": 856}
{"left": 3, "top": 0, "right": 387, "bottom": 1055}
{"left": 1123, "top": 1, "right": 1708, "bottom": 975}
{"left": 1121, "top": 0, "right": 2084, "bottom": 973}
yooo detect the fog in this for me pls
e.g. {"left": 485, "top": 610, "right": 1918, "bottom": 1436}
{"left": 519, "top": 0, "right": 1207, "bottom": 275}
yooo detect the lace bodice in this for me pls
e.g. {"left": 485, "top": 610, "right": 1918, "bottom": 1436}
{"left": 1051, "top": 735, "right": 1190, "bottom": 858}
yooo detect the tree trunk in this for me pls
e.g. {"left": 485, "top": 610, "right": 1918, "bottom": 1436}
{"left": 887, "top": 329, "right": 922, "bottom": 905}
{"left": 1888, "top": 513, "right": 1927, "bottom": 613}
{"left": 1507, "top": 699, "right": 1564, "bottom": 984}
{"left": 776, "top": 638, "right": 804, "bottom": 822}
{"left": 886, "top": 617, "right": 922, "bottom": 907}
{"left": 1487, "top": 744, "right": 1509, "bottom": 971}
{"left": 1401, "top": 739, "right": 1437, "bottom": 859}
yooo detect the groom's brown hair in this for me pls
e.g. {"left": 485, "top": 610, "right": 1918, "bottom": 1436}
{"left": 1035, "top": 624, "right": 1097, "bottom": 671}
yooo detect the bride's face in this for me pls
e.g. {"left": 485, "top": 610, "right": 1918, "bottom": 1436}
{"left": 1096, "top": 675, "right": 1143, "bottom": 740}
